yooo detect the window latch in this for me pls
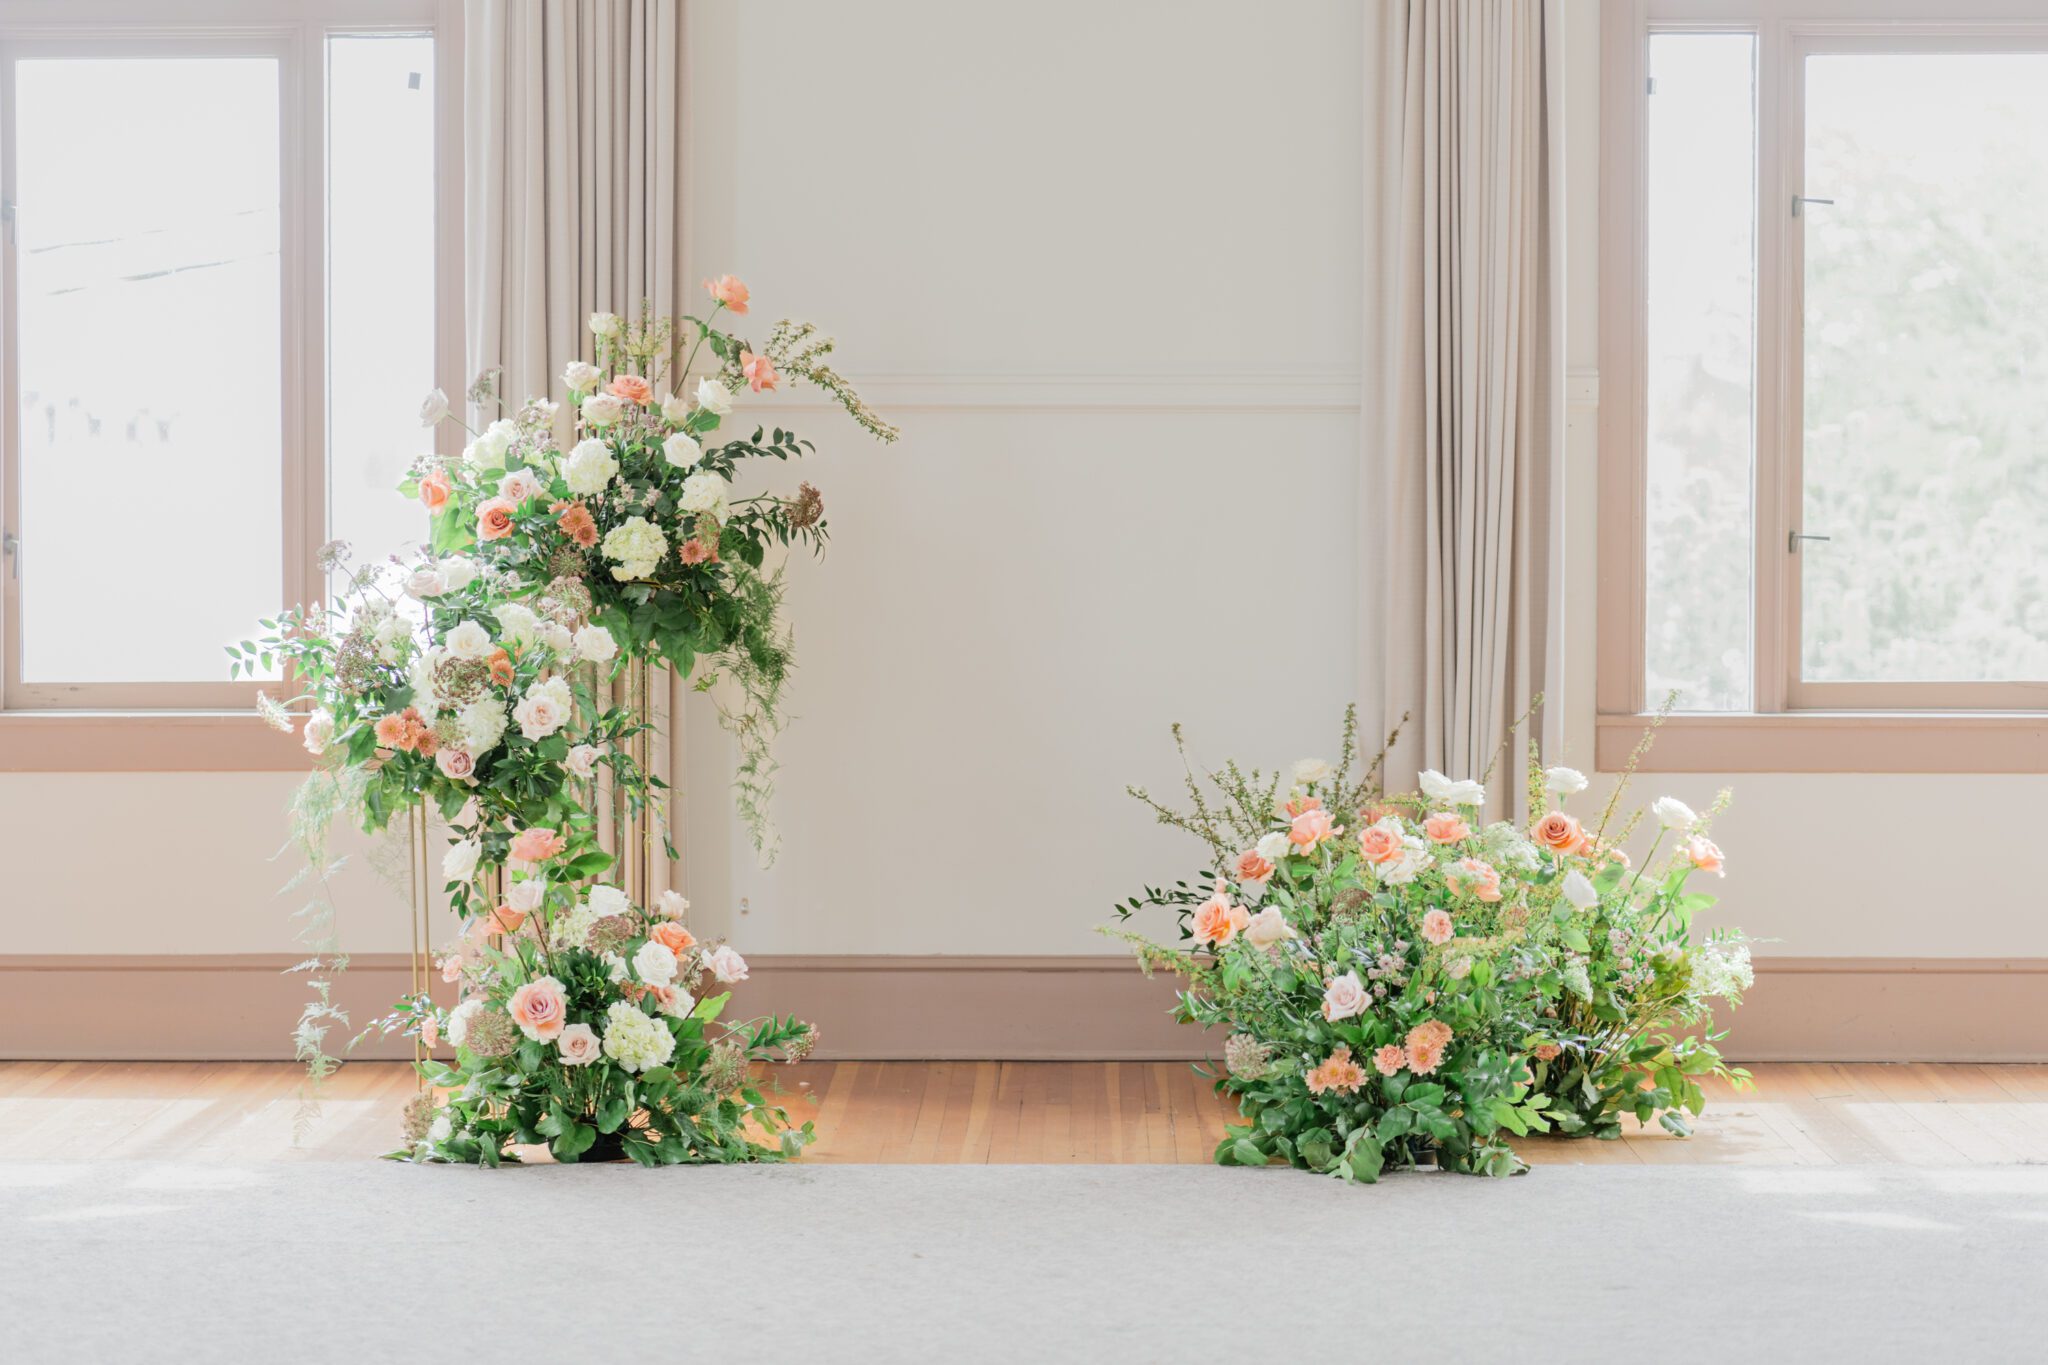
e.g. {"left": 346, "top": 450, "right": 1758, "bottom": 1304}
{"left": 2, "top": 531, "right": 18, "bottom": 578}
{"left": 1791, "top": 195, "right": 1835, "bottom": 218}
{"left": 1788, "top": 530, "right": 1831, "bottom": 554}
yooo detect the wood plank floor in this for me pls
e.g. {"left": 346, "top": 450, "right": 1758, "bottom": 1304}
{"left": 4, "top": 1060, "right": 2047, "bottom": 1165}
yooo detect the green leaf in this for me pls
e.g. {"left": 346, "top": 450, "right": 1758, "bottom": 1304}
{"left": 1230, "top": 1138, "right": 1267, "bottom": 1168}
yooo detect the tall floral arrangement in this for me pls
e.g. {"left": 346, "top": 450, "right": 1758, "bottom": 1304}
{"left": 240, "top": 277, "right": 891, "bottom": 1164}
{"left": 1110, "top": 707, "right": 1750, "bottom": 1182}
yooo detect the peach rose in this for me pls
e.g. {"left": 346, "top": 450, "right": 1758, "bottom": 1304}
{"left": 487, "top": 904, "right": 527, "bottom": 935}
{"left": 1283, "top": 796, "right": 1322, "bottom": 819}
{"left": 477, "top": 496, "right": 517, "bottom": 541}
{"left": 506, "top": 975, "right": 567, "bottom": 1041}
{"left": 1532, "top": 810, "right": 1585, "bottom": 856}
{"left": 739, "top": 349, "right": 779, "bottom": 393}
{"left": 1191, "top": 893, "right": 1250, "bottom": 947}
{"left": 1423, "top": 811, "right": 1470, "bottom": 844}
{"left": 1404, "top": 1019, "right": 1453, "bottom": 1075}
{"left": 1420, "top": 908, "right": 1455, "bottom": 945}
{"left": 1686, "top": 835, "right": 1725, "bottom": 877}
{"left": 1288, "top": 806, "right": 1342, "bottom": 853}
{"left": 608, "top": 374, "right": 653, "bottom": 405}
{"left": 1358, "top": 822, "right": 1404, "bottom": 864}
{"left": 418, "top": 467, "right": 452, "bottom": 513}
{"left": 1372, "top": 1044, "right": 1406, "bottom": 1077}
{"left": 704, "top": 274, "right": 750, "bottom": 314}
{"left": 1532, "top": 1043, "right": 1562, "bottom": 1063}
{"left": 1448, "top": 857, "right": 1502, "bottom": 902}
{"left": 1234, "top": 849, "right": 1276, "bottom": 886}
{"left": 679, "top": 537, "right": 719, "bottom": 566}
{"left": 650, "top": 921, "right": 697, "bottom": 957}
{"left": 507, "top": 827, "right": 566, "bottom": 863}
{"left": 1305, "top": 1046, "right": 1366, "bottom": 1096}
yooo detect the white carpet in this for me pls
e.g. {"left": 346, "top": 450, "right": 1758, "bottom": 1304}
{"left": 5, "top": 1161, "right": 2044, "bottom": 1363}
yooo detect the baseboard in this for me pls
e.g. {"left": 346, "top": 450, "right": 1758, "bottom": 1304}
{"left": 2, "top": 953, "right": 2044, "bottom": 1063}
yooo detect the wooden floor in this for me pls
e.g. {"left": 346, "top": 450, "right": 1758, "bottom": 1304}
{"left": 5, "top": 1060, "right": 2048, "bottom": 1166}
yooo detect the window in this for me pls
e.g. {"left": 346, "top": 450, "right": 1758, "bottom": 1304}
{"left": 1600, "top": 6, "right": 2048, "bottom": 770}
{"left": 0, "top": 4, "right": 455, "bottom": 735}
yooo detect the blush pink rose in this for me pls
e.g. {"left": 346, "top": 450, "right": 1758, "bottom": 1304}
{"left": 506, "top": 975, "right": 567, "bottom": 1041}
{"left": 1420, "top": 908, "right": 1455, "bottom": 945}
{"left": 1423, "top": 812, "right": 1470, "bottom": 844}
{"left": 419, "top": 1013, "right": 440, "bottom": 1049}
{"left": 1243, "top": 905, "right": 1292, "bottom": 949}
{"left": 507, "top": 827, "right": 566, "bottom": 862}
{"left": 555, "top": 1023, "right": 601, "bottom": 1067}
{"left": 703, "top": 945, "right": 749, "bottom": 983}
{"left": 1358, "top": 822, "right": 1404, "bottom": 864}
{"left": 435, "top": 748, "right": 475, "bottom": 780}
{"left": 1321, "top": 971, "right": 1369, "bottom": 1021}
{"left": 1686, "top": 835, "right": 1725, "bottom": 877}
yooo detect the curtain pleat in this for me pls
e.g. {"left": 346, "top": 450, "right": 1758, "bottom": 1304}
{"left": 1366, "top": 0, "right": 1562, "bottom": 817}
{"left": 464, "top": 0, "right": 689, "bottom": 893}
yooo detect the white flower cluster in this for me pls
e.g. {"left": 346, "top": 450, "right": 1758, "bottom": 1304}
{"left": 602, "top": 516, "right": 668, "bottom": 580}
{"left": 601, "top": 999, "right": 676, "bottom": 1073}
{"left": 562, "top": 437, "right": 618, "bottom": 495}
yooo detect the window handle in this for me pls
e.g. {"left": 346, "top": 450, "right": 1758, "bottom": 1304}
{"left": 1788, "top": 530, "right": 1831, "bottom": 554}
{"left": 1792, "top": 195, "right": 1835, "bottom": 217}
{"left": 1, "top": 531, "right": 17, "bottom": 579}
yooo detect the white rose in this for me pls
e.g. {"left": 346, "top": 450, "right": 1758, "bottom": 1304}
{"left": 1380, "top": 838, "right": 1433, "bottom": 886}
{"left": 439, "top": 555, "right": 478, "bottom": 591}
{"left": 1292, "top": 758, "right": 1334, "bottom": 787}
{"left": 536, "top": 621, "right": 573, "bottom": 656}
{"left": 695, "top": 377, "right": 733, "bottom": 415}
{"left": 419, "top": 388, "right": 450, "bottom": 426}
{"left": 573, "top": 624, "right": 617, "bottom": 664}
{"left": 556, "top": 1022, "right": 601, "bottom": 1067}
{"left": 444, "top": 620, "right": 493, "bottom": 660}
{"left": 1419, "top": 770, "right": 1486, "bottom": 807}
{"left": 659, "top": 391, "right": 691, "bottom": 424}
{"left": 497, "top": 466, "right": 543, "bottom": 503}
{"left": 633, "top": 940, "right": 679, "bottom": 986}
{"left": 586, "top": 885, "right": 630, "bottom": 918}
{"left": 581, "top": 393, "right": 624, "bottom": 427}
{"left": 1561, "top": 868, "right": 1600, "bottom": 910}
{"left": 443, "top": 838, "right": 481, "bottom": 882}
{"left": 678, "top": 471, "right": 729, "bottom": 521}
{"left": 302, "top": 709, "right": 334, "bottom": 756}
{"left": 562, "top": 438, "right": 618, "bottom": 495}
{"left": 662, "top": 431, "right": 702, "bottom": 468}
{"left": 493, "top": 602, "right": 539, "bottom": 647}
{"left": 563, "top": 360, "right": 601, "bottom": 393}
{"left": 1652, "top": 796, "right": 1698, "bottom": 830}
{"left": 458, "top": 697, "right": 508, "bottom": 754}
{"left": 505, "top": 877, "right": 547, "bottom": 912}
{"left": 1544, "top": 766, "right": 1589, "bottom": 796}
{"left": 703, "top": 945, "right": 749, "bottom": 983}
{"left": 404, "top": 566, "right": 448, "bottom": 599}
{"left": 1254, "top": 832, "right": 1289, "bottom": 863}
{"left": 565, "top": 744, "right": 601, "bottom": 779}
{"left": 656, "top": 890, "right": 690, "bottom": 920}
{"left": 656, "top": 987, "right": 696, "bottom": 1019}
{"left": 589, "top": 311, "right": 622, "bottom": 338}
{"left": 1244, "top": 906, "right": 1293, "bottom": 949}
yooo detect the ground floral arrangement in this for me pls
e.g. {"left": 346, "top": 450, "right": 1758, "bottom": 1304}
{"left": 241, "top": 277, "right": 892, "bottom": 1165}
{"left": 1112, "top": 707, "right": 1751, "bottom": 1182}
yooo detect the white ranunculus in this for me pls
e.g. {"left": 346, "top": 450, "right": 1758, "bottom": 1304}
{"left": 419, "top": 388, "right": 450, "bottom": 426}
{"left": 302, "top": 709, "right": 334, "bottom": 756}
{"left": 1544, "top": 766, "right": 1589, "bottom": 796}
{"left": 586, "top": 884, "right": 630, "bottom": 918}
{"left": 535, "top": 621, "right": 573, "bottom": 656}
{"left": 505, "top": 877, "right": 547, "bottom": 913}
{"left": 573, "top": 623, "right": 617, "bottom": 664}
{"left": 563, "top": 360, "right": 601, "bottom": 394}
{"left": 565, "top": 743, "right": 601, "bottom": 779}
{"left": 589, "top": 311, "right": 622, "bottom": 338}
{"left": 633, "top": 940, "right": 679, "bottom": 986}
{"left": 443, "top": 838, "right": 481, "bottom": 882}
{"left": 439, "top": 555, "right": 478, "bottom": 591}
{"left": 1561, "top": 868, "right": 1600, "bottom": 910}
{"left": 677, "top": 471, "right": 729, "bottom": 521}
{"left": 601, "top": 1000, "right": 676, "bottom": 1073}
{"left": 458, "top": 697, "right": 508, "bottom": 755}
{"left": 1291, "top": 758, "right": 1334, "bottom": 787}
{"left": 493, "top": 602, "right": 539, "bottom": 647}
{"left": 695, "top": 377, "right": 733, "bottom": 415}
{"left": 1652, "top": 796, "right": 1698, "bottom": 830}
{"left": 703, "top": 945, "right": 749, "bottom": 983}
{"left": 404, "top": 566, "right": 448, "bottom": 599}
{"left": 600, "top": 515, "right": 667, "bottom": 580}
{"left": 1254, "top": 831, "right": 1289, "bottom": 862}
{"left": 1419, "top": 769, "right": 1486, "bottom": 807}
{"left": 659, "top": 391, "right": 691, "bottom": 424}
{"left": 444, "top": 620, "right": 493, "bottom": 660}
{"left": 562, "top": 438, "right": 618, "bottom": 495}
{"left": 662, "top": 431, "right": 702, "bottom": 468}
{"left": 581, "top": 393, "right": 624, "bottom": 427}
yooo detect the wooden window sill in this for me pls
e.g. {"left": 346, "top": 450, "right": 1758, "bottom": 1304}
{"left": 1595, "top": 711, "right": 2048, "bottom": 774}
{"left": 0, "top": 711, "right": 312, "bottom": 773}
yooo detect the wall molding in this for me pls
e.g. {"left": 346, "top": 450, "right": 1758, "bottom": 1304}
{"left": 4, "top": 953, "right": 2044, "bottom": 1063}
{"left": 747, "top": 371, "right": 1362, "bottom": 413}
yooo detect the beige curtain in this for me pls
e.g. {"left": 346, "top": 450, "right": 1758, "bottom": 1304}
{"left": 1363, "top": 0, "right": 1564, "bottom": 813}
{"left": 464, "top": 0, "right": 689, "bottom": 891}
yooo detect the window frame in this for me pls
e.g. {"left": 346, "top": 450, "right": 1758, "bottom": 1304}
{"left": 0, "top": 0, "right": 462, "bottom": 768}
{"left": 1597, "top": 0, "right": 2048, "bottom": 772}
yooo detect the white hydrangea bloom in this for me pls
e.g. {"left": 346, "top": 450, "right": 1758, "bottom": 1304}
{"left": 601, "top": 1000, "right": 676, "bottom": 1073}
{"left": 562, "top": 438, "right": 618, "bottom": 495}
{"left": 601, "top": 516, "right": 667, "bottom": 580}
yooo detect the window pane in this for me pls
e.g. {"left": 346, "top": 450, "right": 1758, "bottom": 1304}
{"left": 14, "top": 58, "right": 281, "bottom": 683}
{"left": 1801, "top": 54, "right": 2048, "bottom": 683}
{"left": 327, "top": 34, "right": 436, "bottom": 588}
{"left": 1643, "top": 34, "right": 1757, "bottom": 713}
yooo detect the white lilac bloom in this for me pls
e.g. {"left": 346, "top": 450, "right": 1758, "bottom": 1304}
{"left": 562, "top": 438, "right": 618, "bottom": 495}
{"left": 695, "top": 377, "right": 733, "bottom": 415}
{"left": 1544, "top": 766, "right": 1589, "bottom": 796}
{"left": 445, "top": 998, "right": 484, "bottom": 1047}
{"left": 1651, "top": 796, "right": 1698, "bottom": 830}
{"left": 1419, "top": 770, "right": 1486, "bottom": 807}
{"left": 478, "top": 419, "right": 518, "bottom": 463}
